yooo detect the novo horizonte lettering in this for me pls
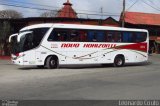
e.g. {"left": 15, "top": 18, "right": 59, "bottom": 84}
{"left": 61, "top": 43, "right": 116, "bottom": 48}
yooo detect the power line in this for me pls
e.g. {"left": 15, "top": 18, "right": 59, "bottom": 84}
{"left": 76, "top": 8, "right": 120, "bottom": 15}
{"left": 141, "top": 0, "right": 160, "bottom": 12}
{"left": 125, "top": 0, "right": 134, "bottom": 5}
{"left": 1, "top": 0, "right": 121, "bottom": 15}
{"left": 0, "top": 3, "right": 57, "bottom": 11}
{"left": 126, "top": 0, "right": 139, "bottom": 11}
{"left": 146, "top": 0, "right": 160, "bottom": 10}
{"left": 0, "top": 3, "right": 120, "bottom": 17}
{"left": 1, "top": 0, "right": 60, "bottom": 9}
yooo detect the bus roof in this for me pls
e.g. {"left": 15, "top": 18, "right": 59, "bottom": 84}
{"left": 20, "top": 23, "right": 53, "bottom": 31}
{"left": 20, "top": 23, "right": 148, "bottom": 32}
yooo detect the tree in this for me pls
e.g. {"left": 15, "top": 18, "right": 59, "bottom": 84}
{"left": 0, "top": 21, "right": 13, "bottom": 55}
{"left": 0, "top": 10, "right": 23, "bottom": 18}
{"left": 0, "top": 10, "right": 22, "bottom": 55}
{"left": 40, "top": 10, "right": 57, "bottom": 17}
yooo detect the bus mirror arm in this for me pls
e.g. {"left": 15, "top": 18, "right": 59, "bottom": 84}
{"left": 9, "top": 33, "right": 18, "bottom": 43}
{"left": 17, "top": 31, "right": 33, "bottom": 42}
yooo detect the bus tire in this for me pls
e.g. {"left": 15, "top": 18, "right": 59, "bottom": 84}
{"left": 46, "top": 56, "right": 58, "bottom": 69}
{"left": 114, "top": 55, "right": 125, "bottom": 67}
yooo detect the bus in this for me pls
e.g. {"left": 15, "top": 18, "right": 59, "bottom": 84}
{"left": 9, "top": 23, "right": 149, "bottom": 69}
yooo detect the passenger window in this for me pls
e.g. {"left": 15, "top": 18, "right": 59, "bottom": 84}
{"left": 87, "top": 31, "right": 96, "bottom": 42}
{"left": 106, "top": 32, "right": 114, "bottom": 42}
{"left": 122, "top": 32, "right": 135, "bottom": 42}
{"left": 88, "top": 31, "right": 105, "bottom": 42}
{"left": 79, "top": 30, "right": 87, "bottom": 42}
{"left": 69, "top": 30, "right": 79, "bottom": 41}
{"left": 48, "top": 29, "right": 68, "bottom": 41}
{"left": 114, "top": 32, "right": 122, "bottom": 42}
{"left": 96, "top": 31, "right": 105, "bottom": 42}
{"left": 135, "top": 32, "right": 147, "bottom": 42}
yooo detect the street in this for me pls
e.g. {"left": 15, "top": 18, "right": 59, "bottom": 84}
{"left": 0, "top": 54, "right": 160, "bottom": 100}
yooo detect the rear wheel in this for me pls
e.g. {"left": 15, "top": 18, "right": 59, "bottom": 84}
{"left": 46, "top": 56, "right": 58, "bottom": 69}
{"left": 114, "top": 55, "right": 125, "bottom": 67}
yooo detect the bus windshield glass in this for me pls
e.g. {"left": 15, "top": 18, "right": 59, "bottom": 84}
{"left": 10, "top": 35, "right": 19, "bottom": 54}
{"left": 11, "top": 27, "right": 49, "bottom": 54}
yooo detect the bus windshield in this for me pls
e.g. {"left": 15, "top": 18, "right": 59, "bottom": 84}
{"left": 10, "top": 34, "right": 19, "bottom": 54}
{"left": 11, "top": 27, "right": 49, "bottom": 54}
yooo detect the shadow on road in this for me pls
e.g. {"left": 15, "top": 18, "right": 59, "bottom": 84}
{"left": 18, "top": 62, "right": 152, "bottom": 70}
{"left": 125, "top": 61, "right": 152, "bottom": 67}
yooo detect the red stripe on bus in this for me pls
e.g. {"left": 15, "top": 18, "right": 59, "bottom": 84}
{"left": 115, "top": 43, "right": 147, "bottom": 52}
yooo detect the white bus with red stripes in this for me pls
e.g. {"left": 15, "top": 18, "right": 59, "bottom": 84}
{"left": 9, "top": 23, "right": 149, "bottom": 69}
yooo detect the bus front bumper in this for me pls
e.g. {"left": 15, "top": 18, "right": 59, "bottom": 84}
{"left": 11, "top": 55, "right": 23, "bottom": 65}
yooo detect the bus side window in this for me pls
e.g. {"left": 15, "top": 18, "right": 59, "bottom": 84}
{"left": 96, "top": 31, "right": 105, "bottom": 42}
{"left": 122, "top": 32, "right": 128, "bottom": 42}
{"left": 87, "top": 30, "right": 105, "bottom": 42}
{"left": 69, "top": 30, "right": 79, "bottom": 42}
{"left": 48, "top": 29, "right": 58, "bottom": 41}
{"left": 88, "top": 31, "right": 96, "bottom": 42}
{"left": 135, "top": 32, "right": 147, "bottom": 42}
{"left": 122, "top": 32, "right": 134, "bottom": 43}
{"left": 48, "top": 29, "right": 67, "bottom": 41}
{"left": 114, "top": 32, "right": 122, "bottom": 42}
{"left": 57, "top": 32, "right": 65, "bottom": 41}
{"left": 106, "top": 32, "right": 114, "bottom": 42}
{"left": 79, "top": 30, "right": 87, "bottom": 42}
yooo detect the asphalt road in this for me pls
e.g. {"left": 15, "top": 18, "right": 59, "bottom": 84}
{"left": 0, "top": 54, "right": 160, "bottom": 100}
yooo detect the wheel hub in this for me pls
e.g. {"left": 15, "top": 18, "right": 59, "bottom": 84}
{"left": 117, "top": 59, "right": 122, "bottom": 65}
{"left": 50, "top": 60, "right": 55, "bottom": 66}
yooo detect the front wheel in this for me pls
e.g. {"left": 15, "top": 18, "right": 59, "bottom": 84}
{"left": 46, "top": 56, "right": 58, "bottom": 69}
{"left": 114, "top": 56, "right": 125, "bottom": 67}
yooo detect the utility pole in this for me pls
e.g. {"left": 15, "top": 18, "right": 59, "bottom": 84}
{"left": 122, "top": 0, "right": 126, "bottom": 27}
{"left": 100, "top": 7, "right": 103, "bottom": 19}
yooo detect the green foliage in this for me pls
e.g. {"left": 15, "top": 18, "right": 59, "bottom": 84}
{"left": 0, "top": 9, "right": 23, "bottom": 55}
{"left": 0, "top": 21, "right": 10, "bottom": 39}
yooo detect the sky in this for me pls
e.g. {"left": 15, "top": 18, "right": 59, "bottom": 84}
{"left": 0, "top": 0, "right": 160, "bottom": 20}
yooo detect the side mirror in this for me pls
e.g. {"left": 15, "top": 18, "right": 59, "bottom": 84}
{"left": 9, "top": 33, "right": 18, "bottom": 43}
{"left": 17, "top": 31, "right": 33, "bottom": 42}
